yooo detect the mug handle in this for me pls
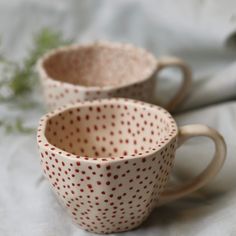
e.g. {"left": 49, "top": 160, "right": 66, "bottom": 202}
{"left": 156, "top": 57, "right": 192, "bottom": 112}
{"left": 158, "top": 124, "right": 226, "bottom": 206}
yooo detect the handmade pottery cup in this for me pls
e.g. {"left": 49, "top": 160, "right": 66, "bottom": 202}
{"left": 37, "top": 98, "right": 226, "bottom": 234}
{"left": 37, "top": 41, "right": 192, "bottom": 111}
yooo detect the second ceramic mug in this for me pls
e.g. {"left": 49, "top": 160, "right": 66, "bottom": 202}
{"left": 37, "top": 98, "right": 226, "bottom": 234}
{"left": 37, "top": 41, "right": 192, "bottom": 111}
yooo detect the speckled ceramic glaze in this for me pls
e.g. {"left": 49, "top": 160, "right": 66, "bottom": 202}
{"left": 37, "top": 41, "right": 192, "bottom": 111}
{"left": 37, "top": 98, "right": 226, "bottom": 234}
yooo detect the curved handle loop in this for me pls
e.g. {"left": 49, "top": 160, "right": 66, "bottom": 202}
{"left": 158, "top": 124, "right": 226, "bottom": 206}
{"left": 157, "top": 57, "right": 192, "bottom": 112}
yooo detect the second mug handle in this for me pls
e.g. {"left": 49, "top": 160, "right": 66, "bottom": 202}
{"left": 157, "top": 124, "right": 226, "bottom": 206}
{"left": 156, "top": 57, "right": 192, "bottom": 112}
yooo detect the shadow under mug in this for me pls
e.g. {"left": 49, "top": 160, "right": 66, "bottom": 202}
{"left": 37, "top": 41, "right": 192, "bottom": 111}
{"left": 37, "top": 98, "right": 226, "bottom": 234}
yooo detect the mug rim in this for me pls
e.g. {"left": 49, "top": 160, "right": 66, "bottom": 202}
{"left": 36, "top": 41, "right": 158, "bottom": 92}
{"left": 37, "top": 98, "right": 178, "bottom": 163}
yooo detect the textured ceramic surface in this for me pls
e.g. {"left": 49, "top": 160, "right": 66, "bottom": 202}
{"left": 37, "top": 41, "right": 192, "bottom": 111}
{"left": 37, "top": 98, "right": 226, "bottom": 234}
{"left": 37, "top": 98, "right": 177, "bottom": 233}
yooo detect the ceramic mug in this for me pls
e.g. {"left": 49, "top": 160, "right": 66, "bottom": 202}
{"left": 37, "top": 41, "right": 192, "bottom": 111}
{"left": 37, "top": 98, "right": 226, "bottom": 234}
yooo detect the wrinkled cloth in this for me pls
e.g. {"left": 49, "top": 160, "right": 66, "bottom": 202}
{"left": 0, "top": 0, "right": 236, "bottom": 235}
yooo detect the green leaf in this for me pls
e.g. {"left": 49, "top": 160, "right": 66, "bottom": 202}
{"left": 0, "top": 27, "right": 72, "bottom": 134}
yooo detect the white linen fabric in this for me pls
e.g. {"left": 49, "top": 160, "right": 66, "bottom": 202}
{"left": 0, "top": 0, "right": 236, "bottom": 235}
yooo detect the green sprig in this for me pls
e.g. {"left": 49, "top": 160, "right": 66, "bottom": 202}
{"left": 0, "top": 28, "right": 72, "bottom": 133}
{"left": 0, "top": 118, "right": 35, "bottom": 134}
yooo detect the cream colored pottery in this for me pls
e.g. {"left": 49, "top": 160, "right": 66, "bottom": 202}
{"left": 37, "top": 41, "right": 192, "bottom": 111}
{"left": 37, "top": 98, "right": 226, "bottom": 234}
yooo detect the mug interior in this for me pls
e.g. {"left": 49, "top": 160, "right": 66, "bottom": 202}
{"left": 44, "top": 100, "right": 177, "bottom": 158}
{"left": 42, "top": 43, "right": 157, "bottom": 88}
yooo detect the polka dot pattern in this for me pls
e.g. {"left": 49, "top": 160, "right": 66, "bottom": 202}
{"left": 37, "top": 42, "right": 157, "bottom": 109}
{"left": 41, "top": 79, "right": 154, "bottom": 110}
{"left": 37, "top": 98, "right": 178, "bottom": 234}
